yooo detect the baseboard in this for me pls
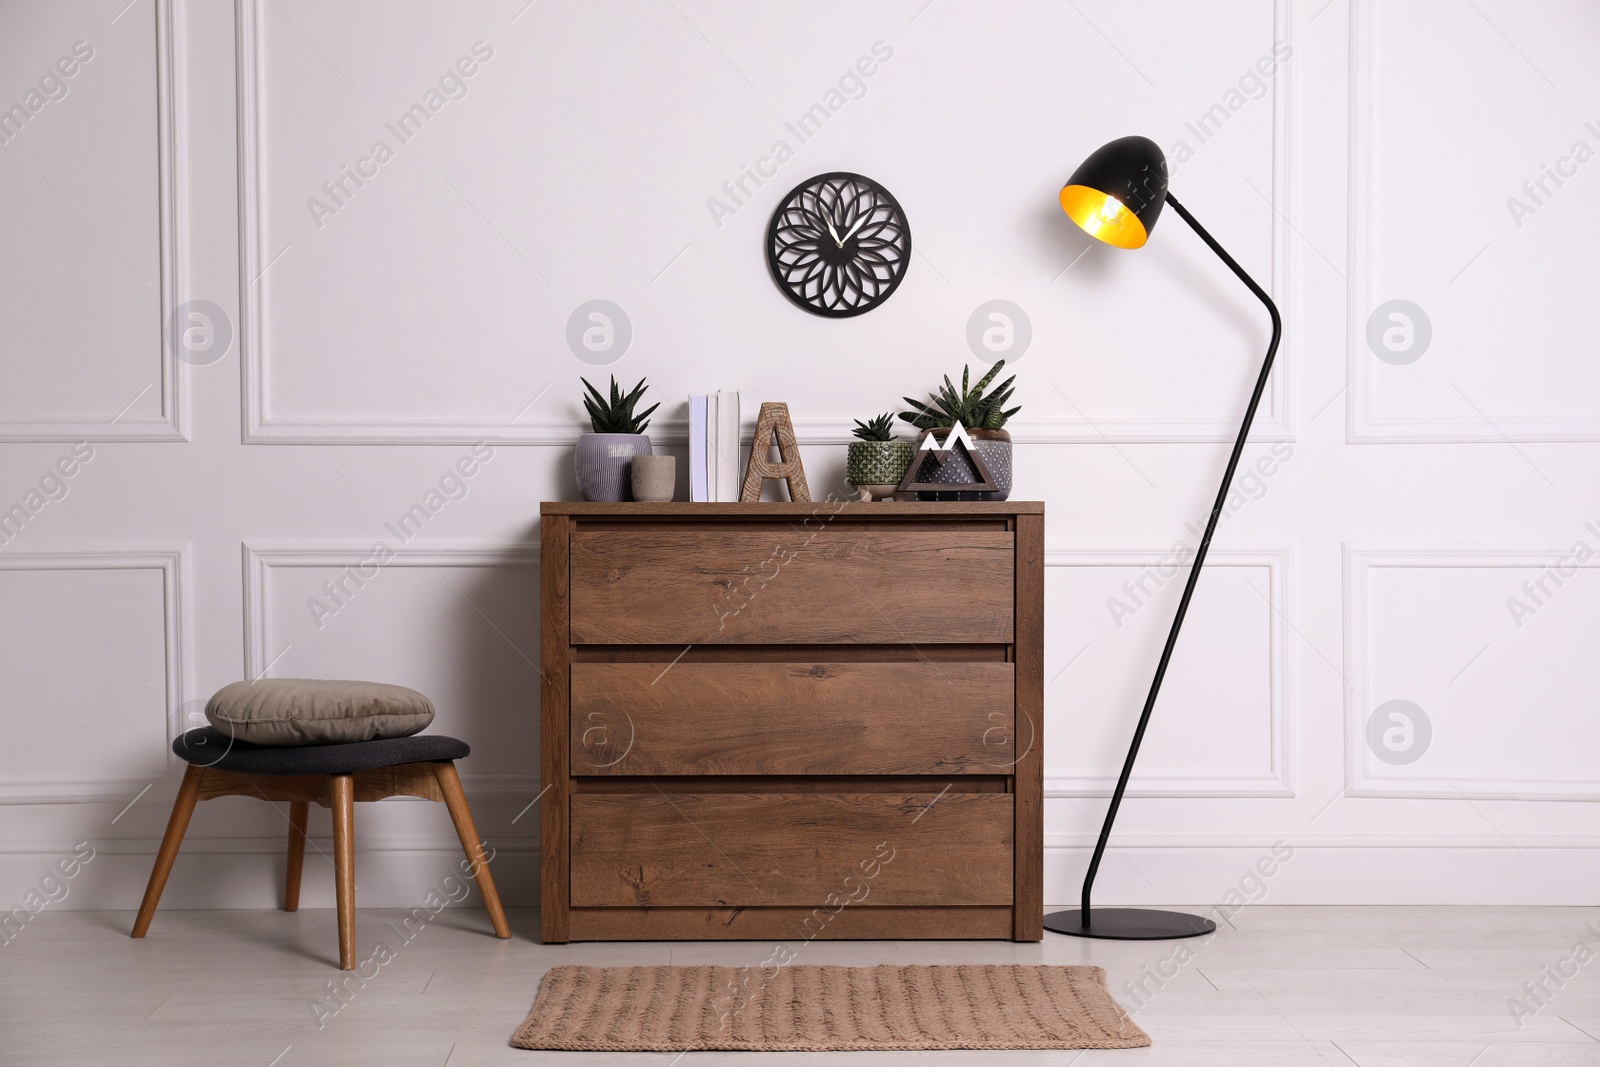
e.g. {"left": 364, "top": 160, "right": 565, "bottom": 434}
{"left": 0, "top": 845, "right": 538, "bottom": 914}
{"left": 1040, "top": 844, "right": 1600, "bottom": 908}
{"left": 3, "top": 841, "right": 1596, "bottom": 911}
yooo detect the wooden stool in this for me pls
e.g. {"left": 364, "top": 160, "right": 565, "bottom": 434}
{"left": 132, "top": 727, "right": 511, "bottom": 968}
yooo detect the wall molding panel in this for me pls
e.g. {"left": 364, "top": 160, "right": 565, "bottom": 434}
{"left": 1042, "top": 545, "right": 1294, "bottom": 799}
{"left": 241, "top": 540, "right": 540, "bottom": 679}
{"left": 2, "top": 0, "right": 189, "bottom": 443}
{"left": 0, "top": 547, "right": 193, "bottom": 804}
{"left": 1343, "top": 543, "right": 1600, "bottom": 801}
{"left": 1345, "top": 0, "right": 1599, "bottom": 444}
{"left": 234, "top": 0, "right": 1293, "bottom": 447}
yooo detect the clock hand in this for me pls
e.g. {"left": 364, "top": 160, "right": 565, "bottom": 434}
{"left": 841, "top": 213, "right": 871, "bottom": 243}
{"left": 825, "top": 219, "right": 843, "bottom": 248}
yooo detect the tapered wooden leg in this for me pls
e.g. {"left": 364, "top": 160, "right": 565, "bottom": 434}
{"left": 432, "top": 762, "right": 510, "bottom": 939}
{"left": 331, "top": 775, "right": 356, "bottom": 969}
{"left": 284, "top": 800, "right": 308, "bottom": 912}
{"left": 131, "top": 765, "right": 204, "bottom": 938}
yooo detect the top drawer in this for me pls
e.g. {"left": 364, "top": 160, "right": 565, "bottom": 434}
{"left": 569, "top": 521, "right": 1015, "bottom": 644}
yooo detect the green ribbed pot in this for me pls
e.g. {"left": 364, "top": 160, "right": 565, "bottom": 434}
{"left": 846, "top": 439, "right": 915, "bottom": 488}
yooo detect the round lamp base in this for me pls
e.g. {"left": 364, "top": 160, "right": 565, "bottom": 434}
{"left": 1043, "top": 907, "right": 1217, "bottom": 941}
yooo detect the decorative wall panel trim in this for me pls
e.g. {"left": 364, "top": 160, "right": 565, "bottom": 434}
{"left": 0, "top": 780, "right": 164, "bottom": 806}
{"left": 241, "top": 541, "right": 540, "bottom": 679}
{"left": 7, "top": 773, "right": 537, "bottom": 813}
{"left": 1042, "top": 545, "right": 1294, "bottom": 798}
{"left": 1345, "top": 1, "right": 1597, "bottom": 443}
{"left": 235, "top": 0, "right": 1292, "bottom": 446}
{"left": 1044, "top": 833, "right": 1600, "bottom": 850}
{"left": 8, "top": 837, "right": 539, "bottom": 858}
{"left": 18, "top": 832, "right": 1594, "bottom": 856}
{"left": 1343, "top": 544, "right": 1600, "bottom": 800}
{"left": 0, "top": 547, "right": 193, "bottom": 803}
{"left": 2, "top": 0, "right": 189, "bottom": 443}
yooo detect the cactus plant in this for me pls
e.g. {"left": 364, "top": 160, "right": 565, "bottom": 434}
{"left": 899, "top": 360, "right": 1019, "bottom": 432}
{"left": 581, "top": 375, "right": 659, "bottom": 435}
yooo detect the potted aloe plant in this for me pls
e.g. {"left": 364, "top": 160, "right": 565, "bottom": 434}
{"left": 845, "top": 413, "right": 916, "bottom": 501}
{"left": 899, "top": 360, "right": 1020, "bottom": 501}
{"left": 576, "top": 375, "right": 659, "bottom": 502}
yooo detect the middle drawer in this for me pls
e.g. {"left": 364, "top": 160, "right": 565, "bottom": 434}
{"left": 570, "top": 661, "right": 1015, "bottom": 776}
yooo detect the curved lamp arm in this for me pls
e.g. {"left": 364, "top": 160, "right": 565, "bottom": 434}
{"left": 1077, "top": 191, "right": 1283, "bottom": 921}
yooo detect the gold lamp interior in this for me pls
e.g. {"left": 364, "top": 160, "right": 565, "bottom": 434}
{"left": 1059, "top": 185, "right": 1148, "bottom": 249}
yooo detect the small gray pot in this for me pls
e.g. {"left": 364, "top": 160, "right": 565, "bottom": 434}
{"left": 631, "top": 454, "right": 676, "bottom": 502}
{"left": 575, "top": 433, "right": 652, "bottom": 502}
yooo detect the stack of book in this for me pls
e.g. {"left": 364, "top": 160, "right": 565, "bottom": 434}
{"left": 688, "top": 391, "right": 740, "bottom": 502}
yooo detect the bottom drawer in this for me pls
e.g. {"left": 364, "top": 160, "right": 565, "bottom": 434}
{"left": 570, "top": 792, "right": 1013, "bottom": 908}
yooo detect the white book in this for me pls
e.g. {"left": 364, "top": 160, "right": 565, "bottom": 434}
{"left": 705, "top": 392, "right": 719, "bottom": 502}
{"left": 716, "top": 390, "right": 740, "bottom": 501}
{"left": 689, "top": 394, "right": 708, "bottom": 502}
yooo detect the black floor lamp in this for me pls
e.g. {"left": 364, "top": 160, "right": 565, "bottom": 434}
{"left": 1043, "top": 136, "right": 1282, "bottom": 941}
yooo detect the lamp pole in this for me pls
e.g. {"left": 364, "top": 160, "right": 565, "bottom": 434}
{"left": 1045, "top": 191, "right": 1283, "bottom": 940}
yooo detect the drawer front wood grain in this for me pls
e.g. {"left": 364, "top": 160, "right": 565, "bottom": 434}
{"left": 570, "top": 793, "right": 1013, "bottom": 907}
{"left": 570, "top": 661, "right": 1015, "bottom": 775}
{"left": 569, "top": 523, "right": 1014, "bottom": 644}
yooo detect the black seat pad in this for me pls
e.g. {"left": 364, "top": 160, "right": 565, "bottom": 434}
{"left": 173, "top": 727, "right": 469, "bottom": 776}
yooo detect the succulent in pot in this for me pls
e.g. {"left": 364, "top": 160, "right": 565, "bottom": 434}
{"left": 845, "top": 413, "right": 916, "bottom": 501}
{"left": 575, "top": 375, "right": 659, "bottom": 502}
{"left": 899, "top": 360, "right": 1020, "bottom": 501}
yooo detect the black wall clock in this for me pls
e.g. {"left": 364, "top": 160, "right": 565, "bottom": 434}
{"left": 766, "top": 171, "right": 911, "bottom": 317}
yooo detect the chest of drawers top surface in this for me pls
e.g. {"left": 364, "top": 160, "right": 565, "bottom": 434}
{"left": 540, "top": 502, "right": 1043, "bottom": 515}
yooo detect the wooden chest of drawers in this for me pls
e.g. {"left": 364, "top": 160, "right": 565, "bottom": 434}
{"left": 539, "top": 501, "right": 1043, "bottom": 942}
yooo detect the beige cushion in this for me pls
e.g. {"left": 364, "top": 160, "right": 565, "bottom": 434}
{"left": 205, "top": 679, "right": 435, "bottom": 747}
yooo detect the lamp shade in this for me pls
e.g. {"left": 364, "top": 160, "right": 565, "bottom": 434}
{"left": 1059, "top": 135, "right": 1169, "bottom": 249}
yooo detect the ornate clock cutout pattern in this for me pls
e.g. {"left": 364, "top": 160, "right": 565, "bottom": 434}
{"left": 767, "top": 172, "right": 911, "bottom": 317}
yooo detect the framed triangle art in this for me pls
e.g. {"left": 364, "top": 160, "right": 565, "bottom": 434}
{"left": 895, "top": 423, "right": 999, "bottom": 498}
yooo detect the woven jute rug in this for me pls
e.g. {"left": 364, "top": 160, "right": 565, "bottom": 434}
{"left": 510, "top": 964, "right": 1150, "bottom": 1051}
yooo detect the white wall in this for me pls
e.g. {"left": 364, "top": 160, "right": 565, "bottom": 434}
{"left": 1, "top": 0, "right": 1596, "bottom": 913}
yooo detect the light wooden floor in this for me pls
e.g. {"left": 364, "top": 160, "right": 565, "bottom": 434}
{"left": 3, "top": 907, "right": 1598, "bottom": 1065}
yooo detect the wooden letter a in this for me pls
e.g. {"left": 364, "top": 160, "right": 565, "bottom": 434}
{"left": 739, "top": 402, "right": 810, "bottom": 502}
